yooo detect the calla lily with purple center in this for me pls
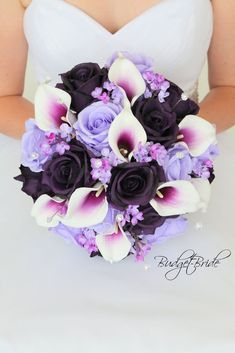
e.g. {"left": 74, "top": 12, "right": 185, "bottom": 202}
{"left": 62, "top": 184, "right": 108, "bottom": 228}
{"left": 35, "top": 84, "right": 72, "bottom": 131}
{"left": 108, "top": 52, "right": 146, "bottom": 106}
{"left": 108, "top": 106, "right": 147, "bottom": 161}
{"left": 95, "top": 221, "right": 132, "bottom": 263}
{"left": 107, "top": 53, "right": 148, "bottom": 161}
{"left": 150, "top": 180, "right": 206, "bottom": 217}
{"left": 31, "top": 195, "right": 68, "bottom": 227}
{"left": 178, "top": 115, "right": 217, "bottom": 157}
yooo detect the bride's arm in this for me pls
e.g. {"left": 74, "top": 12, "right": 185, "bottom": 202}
{"left": 199, "top": 0, "right": 235, "bottom": 133}
{"left": 0, "top": 0, "right": 34, "bottom": 139}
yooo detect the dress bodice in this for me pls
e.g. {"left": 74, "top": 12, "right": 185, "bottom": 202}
{"left": 23, "top": 0, "right": 213, "bottom": 100}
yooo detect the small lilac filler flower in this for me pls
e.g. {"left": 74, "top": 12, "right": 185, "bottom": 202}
{"left": 74, "top": 228, "right": 98, "bottom": 255}
{"left": 133, "top": 142, "right": 167, "bottom": 166}
{"left": 132, "top": 241, "right": 151, "bottom": 262}
{"left": 91, "top": 81, "right": 123, "bottom": 105}
{"left": 121, "top": 205, "right": 144, "bottom": 227}
{"left": 91, "top": 148, "right": 121, "bottom": 185}
{"left": 143, "top": 70, "right": 170, "bottom": 102}
{"left": 55, "top": 141, "right": 70, "bottom": 155}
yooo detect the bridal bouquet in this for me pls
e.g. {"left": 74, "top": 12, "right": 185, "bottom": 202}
{"left": 15, "top": 52, "right": 218, "bottom": 262}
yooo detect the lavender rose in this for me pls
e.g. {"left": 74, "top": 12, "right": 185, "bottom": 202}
{"left": 105, "top": 51, "right": 154, "bottom": 73}
{"left": 41, "top": 139, "right": 94, "bottom": 198}
{"left": 107, "top": 161, "right": 166, "bottom": 210}
{"left": 21, "top": 119, "right": 54, "bottom": 172}
{"left": 165, "top": 82, "right": 199, "bottom": 124}
{"left": 56, "top": 63, "right": 108, "bottom": 113}
{"left": 123, "top": 204, "right": 166, "bottom": 235}
{"left": 132, "top": 96, "right": 179, "bottom": 148}
{"left": 74, "top": 101, "right": 122, "bottom": 155}
{"left": 143, "top": 216, "right": 188, "bottom": 244}
{"left": 163, "top": 143, "right": 193, "bottom": 181}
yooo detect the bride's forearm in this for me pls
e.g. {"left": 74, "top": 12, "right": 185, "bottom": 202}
{"left": 0, "top": 95, "right": 34, "bottom": 139}
{"left": 198, "top": 86, "right": 235, "bottom": 133}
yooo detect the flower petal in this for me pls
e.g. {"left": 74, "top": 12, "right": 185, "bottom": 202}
{"left": 62, "top": 185, "right": 108, "bottom": 228}
{"left": 108, "top": 107, "right": 147, "bottom": 161}
{"left": 95, "top": 224, "right": 132, "bottom": 263}
{"left": 35, "top": 84, "right": 71, "bottom": 131}
{"left": 190, "top": 178, "right": 211, "bottom": 212}
{"left": 150, "top": 180, "right": 201, "bottom": 216}
{"left": 178, "top": 115, "right": 217, "bottom": 157}
{"left": 108, "top": 52, "right": 146, "bottom": 105}
{"left": 31, "top": 195, "right": 67, "bottom": 227}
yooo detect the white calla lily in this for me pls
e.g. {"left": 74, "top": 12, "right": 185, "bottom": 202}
{"left": 108, "top": 107, "right": 147, "bottom": 161}
{"left": 62, "top": 184, "right": 108, "bottom": 228}
{"left": 95, "top": 223, "right": 132, "bottom": 263}
{"left": 35, "top": 84, "right": 72, "bottom": 131}
{"left": 178, "top": 115, "right": 217, "bottom": 157}
{"left": 108, "top": 52, "right": 146, "bottom": 106}
{"left": 31, "top": 195, "right": 67, "bottom": 227}
{"left": 150, "top": 180, "right": 201, "bottom": 216}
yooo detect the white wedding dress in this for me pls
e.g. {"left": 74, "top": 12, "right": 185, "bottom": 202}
{"left": 0, "top": 0, "right": 235, "bottom": 352}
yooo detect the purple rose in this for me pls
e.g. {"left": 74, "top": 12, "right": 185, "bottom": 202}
{"left": 163, "top": 143, "right": 193, "bottom": 181}
{"left": 123, "top": 204, "right": 166, "bottom": 236}
{"left": 74, "top": 101, "right": 122, "bottom": 155}
{"left": 56, "top": 63, "right": 108, "bottom": 113}
{"left": 132, "top": 96, "right": 179, "bottom": 148}
{"left": 107, "top": 161, "right": 166, "bottom": 210}
{"left": 14, "top": 166, "right": 53, "bottom": 201}
{"left": 41, "top": 139, "right": 94, "bottom": 198}
{"left": 105, "top": 51, "right": 154, "bottom": 73}
{"left": 21, "top": 119, "right": 54, "bottom": 172}
{"left": 165, "top": 82, "right": 199, "bottom": 124}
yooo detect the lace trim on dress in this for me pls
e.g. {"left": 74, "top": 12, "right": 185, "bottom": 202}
{"left": 185, "top": 80, "right": 199, "bottom": 103}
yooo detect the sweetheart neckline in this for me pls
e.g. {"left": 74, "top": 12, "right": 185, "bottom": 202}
{"left": 26, "top": 0, "right": 181, "bottom": 37}
{"left": 61, "top": 0, "right": 173, "bottom": 36}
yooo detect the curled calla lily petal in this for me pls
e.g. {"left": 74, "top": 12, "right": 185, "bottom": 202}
{"left": 108, "top": 52, "right": 146, "bottom": 105}
{"left": 62, "top": 185, "right": 108, "bottom": 228}
{"left": 150, "top": 180, "right": 201, "bottom": 216}
{"left": 95, "top": 223, "right": 132, "bottom": 263}
{"left": 178, "top": 115, "right": 217, "bottom": 157}
{"left": 31, "top": 195, "right": 67, "bottom": 227}
{"left": 190, "top": 178, "right": 211, "bottom": 212}
{"left": 108, "top": 107, "right": 147, "bottom": 161}
{"left": 35, "top": 84, "right": 72, "bottom": 131}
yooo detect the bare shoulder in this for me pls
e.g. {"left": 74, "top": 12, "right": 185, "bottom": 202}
{"left": 19, "top": 0, "right": 32, "bottom": 8}
{"left": 208, "top": 0, "right": 235, "bottom": 88}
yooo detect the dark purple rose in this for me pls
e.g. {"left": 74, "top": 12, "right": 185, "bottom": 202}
{"left": 14, "top": 166, "right": 53, "bottom": 201}
{"left": 107, "top": 161, "right": 166, "bottom": 210}
{"left": 165, "top": 82, "right": 199, "bottom": 124}
{"left": 132, "top": 96, "right": 179, "bottom": 148}
{"left": 208, "top": 168, "right": 215, "bottom": 184}
{"left": 124, "top": 204, "right": 166, "bottom": 236}
{"left": 56, "top": 63, "right": 108, "bottom": 113}
{"left": 41, "top": 139, "right": 94, "bottom": 198}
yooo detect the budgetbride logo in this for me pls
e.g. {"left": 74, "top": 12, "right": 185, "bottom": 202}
{"left": 153, "top": 249, "right": 232, "bottom": 281}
